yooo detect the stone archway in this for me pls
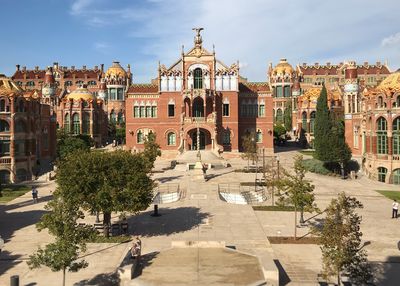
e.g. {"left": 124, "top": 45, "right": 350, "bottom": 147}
{"left": 187, "top": 128, "right": 212, "bottom": 151}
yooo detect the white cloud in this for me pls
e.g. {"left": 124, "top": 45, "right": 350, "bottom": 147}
{"left": 70, "top": 0, "right": 400, "bottom": 80}
{"left": 382, "top": 32, "right": 400, "bottom": 47}
{"left": 70, "top": 0, "right": 94, "bottom": 15}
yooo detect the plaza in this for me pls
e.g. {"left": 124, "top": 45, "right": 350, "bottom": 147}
{"left": 1, "top": 147, "right": 400, "bottom": 285}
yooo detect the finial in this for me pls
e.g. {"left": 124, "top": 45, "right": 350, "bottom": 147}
{"left": 181, "top": 45, "right": 184, "bottom": 55}
{"left": 212, "top": 44, "right": 215, "bottom": 54}
{"left": 192, "top": 27, "right": 204, "bottom": 47}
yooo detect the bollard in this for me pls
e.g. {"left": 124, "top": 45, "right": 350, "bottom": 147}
{"left": 10, "top": 275, "right": 19, "bottom": 286}
{"left": 151, "top": 204, "right": 161, "bottom": 217}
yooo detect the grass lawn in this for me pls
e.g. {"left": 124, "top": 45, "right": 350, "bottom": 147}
{"left": 376, "top": 190, "right": 400, "bottom": 201}
{"left": 0, "top": 185, "right": 30, "bottom": 203}
{"left": 253, "top": 205, "right": 295, "bottom": 211}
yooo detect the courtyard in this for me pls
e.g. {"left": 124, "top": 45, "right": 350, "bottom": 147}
{"left": 0, "top": 148, "right": 400, "bottom": 285}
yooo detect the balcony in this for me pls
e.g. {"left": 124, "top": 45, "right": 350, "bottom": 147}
{"left": 0, "top": 157, "right": 11, "bottom": 164}
{"left": 183, "top": 114, "right": 216, "bottom": 125}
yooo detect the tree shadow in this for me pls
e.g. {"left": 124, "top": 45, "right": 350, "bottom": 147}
{"left": 74, "top": 272, "right": 120, "bottom": 286}
{"left": 156, "top": 175, "right": 183, "bottom": 184}
{"left": 372, "top": 256, "right": 400, "bottom": 286}
{"left": 127, "top": 207, "right": 210, "bottom": 237}
{"left": 273, "top": 259, "right": 291, "bottom": 286}
{"left": 0, "top": 250, "right": 24, "bottom": 279}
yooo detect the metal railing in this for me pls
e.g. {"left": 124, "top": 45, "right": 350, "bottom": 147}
{"left": 218, "top": 184, "right": 269, "bottom": 205}
{"left": 152, "top": 183, "right": 181, "bottom": 204}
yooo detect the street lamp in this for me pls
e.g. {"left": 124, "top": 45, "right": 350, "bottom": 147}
{"left": 276, "top": 155, "right": 280, "bottom": 181}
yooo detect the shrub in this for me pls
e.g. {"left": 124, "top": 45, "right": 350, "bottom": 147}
{"left": 302, "top": 159, "right": 332, "bottom": 175}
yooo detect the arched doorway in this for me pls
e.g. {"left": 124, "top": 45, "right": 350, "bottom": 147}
{"left": 188, "top": 128, "right": 212, "bottom": 150}
{"left": 0, "top": 170, "right": 11, "bottom": 184}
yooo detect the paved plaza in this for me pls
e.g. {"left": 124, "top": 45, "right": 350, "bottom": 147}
{"left": 1, "top": 149, "right": 400, "bottom": 285}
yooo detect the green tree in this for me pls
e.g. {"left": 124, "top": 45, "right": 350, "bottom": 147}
{"left": 276, "top": 155, "right": 318, "bottom": 238}
{"left": 316, "top": 192, "right": 372, "bottom": 285}
{"left": 314, "top": 85, "right": 333, "bottom": 161}
{"left": 283, "top": 101, "right": 292, "bottom": 132}
{"left": 56, "top": 150, "right": 155, "bottom": 237}
{"left": 330, "top": 120, "right": 352, "bottom": 177}
{"left": 241, "top": 132, "right": 258, "bottom": 168}
{"left": 27, "top": 198, "right": 94, "bottom": 286}
{"left": 57, "top": 130, "right": 92, "bottom": 160}
{"left": 273, "top": 124, "right": 287, "bottom": 145}
{"left": 142, "top": 132, "right": 161, "bottom": 171}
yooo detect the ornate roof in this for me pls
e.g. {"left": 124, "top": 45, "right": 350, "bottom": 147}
{"left": 239, "top": 82, "right": 270, "bottom": 93}
{"left": 0, "top": 74, "right": 24, "bottom": 96}
{"left": 377, "top": 71, "right": 400, "bottom": 93}
{"left": 273, "top": 59, "right": 293, "bottom": 75}
{"left": 299, "top": 86, "right": 341, "bottom": 102}
{"left": 128, "top": 84, "right": 159, "bottom": 93}
{"left": 105, "top": 61, "right": 127, "bottom": 78}
{"left": 66, "top": 86, "right": 97, "bottom": 101}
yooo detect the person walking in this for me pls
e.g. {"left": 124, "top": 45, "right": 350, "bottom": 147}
{"left": 130, "top": 236, "right": 142, "bottom": 261}
{"left": 31, "top": 186, "right": 38, "bottom": 203}
{"left": 392, "top": 199, "right": 398, "bottom": 218}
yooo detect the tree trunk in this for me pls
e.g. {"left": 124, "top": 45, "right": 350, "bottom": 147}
{"left": 103, "top": 211, "right": 111, "bottom": 238}
{"left": 294, "top": 205, "right": 297, "bottom": 240}
{"left": 300, "top": 207, "right": 305, "bottom": 224}
{"left": 337, "top": 271, "right": 341, "bottom": 286}
{"left": 63, "top": 267, "right": 66, "bottom": 286}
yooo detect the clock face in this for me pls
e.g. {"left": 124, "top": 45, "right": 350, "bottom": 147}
{"left": 344, "top": 84, "right": 358, "bottom": 92}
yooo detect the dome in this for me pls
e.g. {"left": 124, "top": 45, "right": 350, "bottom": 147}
{"left": 377, "top": 71, "right": 400, "bottom": 93}
{"left": 67, "top": 86, "right": 97, "bottom": 101}
{"left": 105, "top": 61, "right": 127, "bottom": 78}
{"left": 273, "top": 58, "right": 294, "bottom": 75}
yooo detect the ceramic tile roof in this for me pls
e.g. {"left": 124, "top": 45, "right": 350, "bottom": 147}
{"left": 128, "top": 84, "right": 159, "bottom": 93}
{"left": 239, "top": 82, "right": 270, "bottom": 93}
{"left": 298, "top": 63, "right": 391, "bottom": 76}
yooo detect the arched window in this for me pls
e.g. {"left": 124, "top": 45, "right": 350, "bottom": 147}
{"left": 72, "top": 113, "right": 80, "bottom": 135}
{"left": 82, "top": 113, "right": 90, "bottom": 134}
{"left": 0, "top": 120, "right": 10, "bottom": 132}
{"left": 377, "top": 117, "right": 388, "bottom": 154}
{"left": 192, "top": 97, "right": 204, "bottom": 117}
{"left": 302, "top": 111, "right": 307, "bottom": 133}
{"left": 64, "top": 113, "right": 70, "bottom": 133}
{"left": 276, "top": 109, "right": 283, "bottom": 123}
{"left": 117, "top": 111, "right": 124, "bottom": 124}
{"left": 15, "top": 120, "right": 27, "bottom": 133}
{"left": 377, "top": 96, "right": 384, "bottom": 108}
{"left": 65, "top": 81, "right": 73, "bottom": 87}
{"left": 396, "top": 95, "right": 400, "bottom": 108}
{"left": 393, "top": 169, "right": 400, "bottom": 185}
{"left": 137, "top": 130, "right": 144, "bottom": 144}
{"left": 310, "top": 111, "right": 316, "bottom": 134}
{"left": 393, "top": 117, "right": 400, "bottom": 155}
{"left": 256, "top": 129, "right": 262, "bottom": 143}
{"left": 223, "top": 129, "right": 231, "bottom": 145}
{"left": 193, "top": 68, "right": 203, "bottom": 89}
{"left": 378, "top": 167, "right": 387, "bottom": 182}
{"left": 167, "top": 132, "right": 176, "bottom": 146}
{"left": 110, "top": 110, "right": 116, "bottom": 124}
{"left": 0, "top": 99, "right": 5, "bottom": 112}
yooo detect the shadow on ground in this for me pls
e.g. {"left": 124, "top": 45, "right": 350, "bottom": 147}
{"left": 372, "top": 256, "right": 400, "bottom": 286}
{"left": 74, "top": 272, "right": 120, "bottom": 286}
{"left": 127, "top": 207, "right": 210, "bottom": 237}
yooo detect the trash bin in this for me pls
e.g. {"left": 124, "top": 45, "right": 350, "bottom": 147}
{"left": 10, "top": 275, "right": 19, "bottom": 286}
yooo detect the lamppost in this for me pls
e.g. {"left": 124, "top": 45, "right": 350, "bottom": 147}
{"left": 276, "top": 155, "right": 280, "bottom": 181}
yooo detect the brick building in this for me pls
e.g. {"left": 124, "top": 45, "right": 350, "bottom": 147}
{"left": 125, "top": 29, "right": 274, "bottom": 155}
{"left": 0, "top": 75, "right": 56, "bottom": 183}
{"left": 344, "top": 64, "right": 400, "bottom": 184}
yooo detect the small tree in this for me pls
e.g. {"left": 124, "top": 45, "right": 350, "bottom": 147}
{"left": 276, "top": 155, "right": 318, "bottom": 238}
{"left": 56, "top": 150, "right": 155, "bottom": 237}
{"left": 314, "top": 85, "right": 333, "bottom": 161}
{"left": 283, "top": 101, "right": 292, "bottom": 132}
{"left": 27, "top": 198, "right": 94, "bottom": 286}
{"left": 241, "top": 132, "right": 258, "bottom": 167}
{"left": 273, "top": 124, "right": 286, "bottom": 145}
{"left": 142, "top": 132, "right": 161, "bottom": 171}
{"left": 316, "top": 193, "right": 372, "bottom": 285}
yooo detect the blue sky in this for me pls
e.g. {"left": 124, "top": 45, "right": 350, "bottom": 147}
{"left": 0, "top": 0, "right": 399, "bottom": 82}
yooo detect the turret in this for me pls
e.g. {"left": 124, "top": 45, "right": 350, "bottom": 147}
{"left": 97, "top": 79, "right": 107, "bottom": 101}
{"left": 343, "top": 61, "right": 359, "bottom": 114}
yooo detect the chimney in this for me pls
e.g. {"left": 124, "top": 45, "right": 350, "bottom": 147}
{"left": 35, "top": 66, "right": 39, "bottom": 71}
{"left": 326, "top": 62, "right": 331, "bottom": 67}
{"left": 100, "top": 64, "right": 104, "bottom": 72}
{"left": 22, "top": 66, "right": 26, "bottom": 72}
{"left": 82, "top": 65, "right": 86, "bottom": 70}
{"left": 315, "top": 62, "right": 319, "bottom": 67}
{"left": 16, "top": 64, "right": 20, "bottom": 71}
{"left": 376, "top": 61, "right": 381, "bottom": 66}
{"left": 302, "top": 63, "right": 307, "bottom": 68}
{"left": 53, "top": 62, "right": 59, "bottom": 70}
{"left": 71, "top": 66, "right": 75, "bottom": 71}
{"left": 364, "top": 61, "right": 368, "bottom": 66}
{"left": 94, "top": 65, "right": 98, "bottom": 70}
